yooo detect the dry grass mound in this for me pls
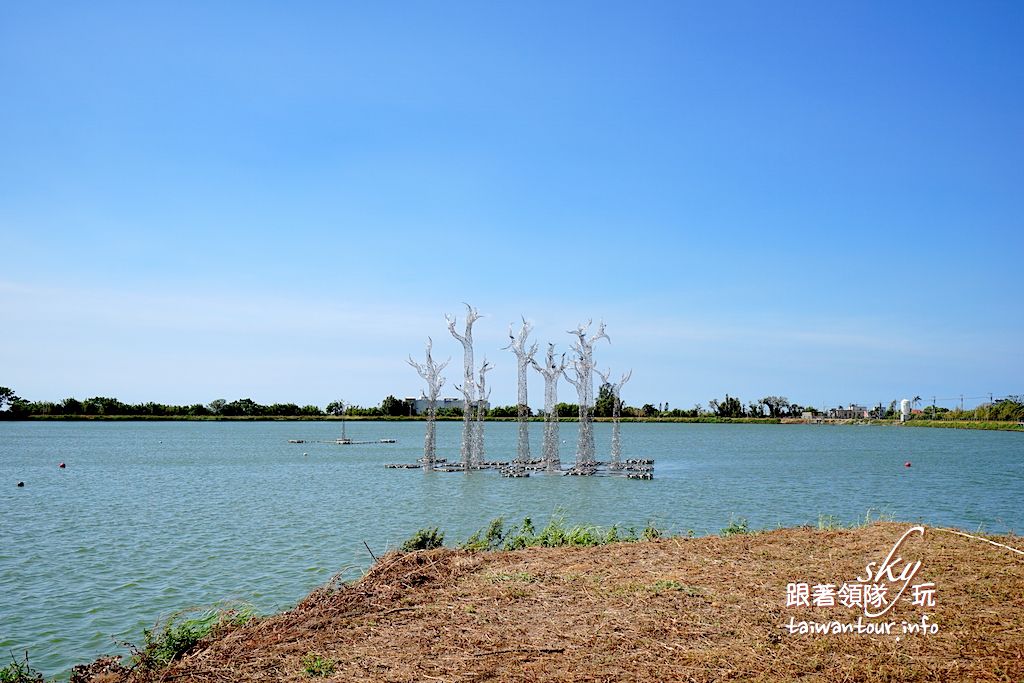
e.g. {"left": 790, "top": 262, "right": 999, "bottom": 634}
{"left": 77, "top": 523, "right": 1024, "bottom": 682}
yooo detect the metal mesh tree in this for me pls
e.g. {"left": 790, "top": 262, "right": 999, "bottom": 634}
{"left": 474, "top": 359, "right": 493, "bottom": 466}
{"left": 598, "top": 367, "right": 631, "bottom": 470}
{"left": 531, "top": 343, "right": 568, "bottom": 472}
{"left": 408, "top": 338, "right": 449, "bottom": 471}
{"left": 446, "top": 304, "right": 481, "bottom": 469}
{"left": 564, "top": 321, "right": 609, "bottom": 468}
{"left": 503, "top": 317, "right": 538, "bottom": 465}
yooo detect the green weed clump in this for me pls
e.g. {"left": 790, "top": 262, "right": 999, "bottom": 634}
{"left": 815, "top": 509, "right": 897, "bottom": 530}
{"left": 460, "top": 516, "right": 665, "bottom": 551}
{"left": 399, "top": 527, "right": 445, "bottom": 552}
{"left": 817, "top": 514, "right": 844, "bottom": 530}
{"left": 134, "top": 604, "right": 255, "bottom": 670}
{"left": 649, "top": 579, "right": 685, "bottom": 592}
{"left": 486, "top": 571, "right": 537, "bottom": 583}
{"left": 301, "top": 652, "right": 336, "bottom": 677}
{"left": 0, "top": 652, "right": 43, "bottom": 683}
{"left": 863, "top": 508, "right": 896, "bottom": 524}
{"left": 720, "top": 517, "right": 750, "bottom": 536}
{"left": 462, "top": 517, "right": 506, "bottom": 551}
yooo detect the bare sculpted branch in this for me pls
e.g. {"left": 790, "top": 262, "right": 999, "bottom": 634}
{"left": 532, "top": 343, "right": 569, "bottom": 472}
{"left": 392, "top": 309, "right": 647, "bottom": 478}
{"left": 504, "top": 317, "right": 538, "bottom": 466}
{"left": 564, "top": 320, "right": 610, "bottom": 469}
{"left": 408, "top": 337, "right": 449, "bottom": 471}
{"left": 447, "top": 304, "right": 481, "bottom": 468}
{"left": 474, "top": 358, "right": 494, "bottom": 466}
{"left": 598, "top": 367, "right": 632, "bottom": 469}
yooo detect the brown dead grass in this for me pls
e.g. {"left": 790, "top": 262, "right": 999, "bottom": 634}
{"left": 83, "top": 523, "right": 1024, "bottom": 682}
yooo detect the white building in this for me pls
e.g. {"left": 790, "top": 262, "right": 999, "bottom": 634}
{"left": 827, "top": 404, "right": 870, "bottom": 419}
{"left": 408, "top": 396, "right": 490, "bottom": 416}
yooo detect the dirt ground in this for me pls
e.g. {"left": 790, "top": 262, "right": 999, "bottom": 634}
{"left": 76, "top": 523, "right": 1024, "bottom": 682}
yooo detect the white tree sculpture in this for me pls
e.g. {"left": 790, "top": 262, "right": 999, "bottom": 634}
{"left": 446, "top": 304, "right": 481, "bottom": 468}
{"left": 474, "top": 358, "right": 493, "bottom": 466}
{"left": 564, "top": 321, "right": 609, "bottom": 468}
{"left": 531, "top": 343, "right": 568, "bottom": 472}
{"left": 503, "top": 317, "right": 538, "bottom": 465}
{"left": 408, "top": 338, "right": 449, "bottom": 471}
{"left": 598, "top": 367, "right": 632, "bottom": 470}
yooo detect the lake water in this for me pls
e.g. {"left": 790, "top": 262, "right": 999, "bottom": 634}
{"left": 1, "top": 420, "right": 1021, "bottom": 678}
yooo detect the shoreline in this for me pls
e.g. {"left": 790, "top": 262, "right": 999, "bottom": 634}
{"left": 63, "top": 522, "right": 1024, "bottom": 682}
{"left": 6, "top": 414, "right": 1022, "bottom": 431}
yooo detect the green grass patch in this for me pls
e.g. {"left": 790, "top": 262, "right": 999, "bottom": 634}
{"left": 460, "top": 515, "right": 664, "bottom": 551}
{"left": 720, "top": 517, "right": 750, "bottom": 536}
{"left": 816, "top": 514, "right": 844, "bottom": 530}
{"left": 901, "top": 419, "right": 1023, "bottom": 431}
{"left": 301, "top": 652, "right": 336, "bottom": 678}
{"left": 133, "top": 604, "right": 255, "bottom": 670}
{"left": 649, "top": 579, "right": 685, "bottom": 592}
{"left": 617, "top": 416, "right": 782, "bottom": 424}
{"left": 816, "top": 509, "right": 897, "bottom": 530}
{"left": 0, "top": 652, "right": 43, "bottom": 683}
{"left": 399, "top": 527, "right": 445, "bottom": 552}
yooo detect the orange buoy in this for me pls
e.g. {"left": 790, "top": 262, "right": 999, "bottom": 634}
{"left": 904, "top": 461, "right": 912, "bottom": 468}
{"left": 58, "top": 462, "right": 66, "bottom": 469}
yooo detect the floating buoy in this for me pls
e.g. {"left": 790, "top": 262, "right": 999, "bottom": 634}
{"left": 904, "top": 461, "right": 912, "bottom": 468}
{"left": 303, "top": 452, "right": 308, "bottom": 456}
{"left": 17, "top": 481, "right": 25, "bottom": 487}
{"left": 58, "top": 462, "right": 66, "bottom": 469}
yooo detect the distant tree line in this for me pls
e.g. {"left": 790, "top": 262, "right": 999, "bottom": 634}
{"left": 888, "top": 395, "right": 1024, "bottom": 422}
{"left": 698, "top": 394, "right": 815, "bottom": 419}
{"left": 1, "top": 386, "right": 1021, "bottom": 422}
{"left": 0, "top": 389, "right": 481, "bottom": 419}
{"left": 0, "top": 390, "right": 328, "bottom": 418}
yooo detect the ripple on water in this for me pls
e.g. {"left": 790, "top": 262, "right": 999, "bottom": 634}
{"left": 0, "top": 420, "right": 1021, "bottom": 679}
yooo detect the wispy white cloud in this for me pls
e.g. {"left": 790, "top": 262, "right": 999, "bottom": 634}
{"left": 2, "top": 280, "right": 438, "bottom": 338}
{"left": 2, "top": 280, "right": 1019, "bottom": 409}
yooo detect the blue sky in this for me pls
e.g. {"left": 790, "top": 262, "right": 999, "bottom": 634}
{"left": 2, "top": 1, "right": 1022, "bottom": 411}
